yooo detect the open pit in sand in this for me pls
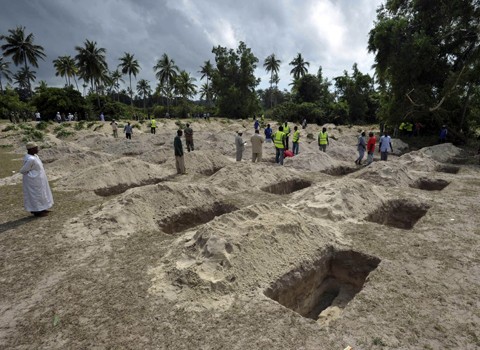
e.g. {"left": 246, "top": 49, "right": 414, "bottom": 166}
{"left": 366, "top": 199, "right": 430, "bottom": 229}
{"left": 264, "top": 248, "right": 380, "bottom": 322}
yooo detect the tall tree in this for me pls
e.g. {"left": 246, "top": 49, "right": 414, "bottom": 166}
{"left": 0, "top": 56, "right": 13, "bottom": 93}
{"left": 368, "top": 0, "right": 480, "bottom": 130}
{"left": 13, "top": 66, "right": 36, "bottom": 91}
{"left": 153, "top": 54, "right": 179, "bottom": 113}
{"left": 211, "top": 41, "right": 260, "bottom": 118}
{"left": 1, "top": 26, "right": 46, "bottom": 96}
{"left": 175, "top": 70, "right": 197, "bottom": 102}
{"left": 118, "top": 52, "right": 140, "bottom": 105}
{"left": 136, "top": 79, "right": 152, "bottom": 111}
{"left": 199, "top": 60, "right": 214, "bottom": 106}
{"left": 264, "top": 53, "right": 281, "bottom": 107}
{"left": 53, "top": 55, "right": 79, "bottom": 90}
{"left": 289, "top": 53, "right": 309, "bottom": 81}
{"left": 75, "top": 40, "right": 108, "bottom": 94}
{"left": 110, "top": 69, "right": 124, "bottom": 101}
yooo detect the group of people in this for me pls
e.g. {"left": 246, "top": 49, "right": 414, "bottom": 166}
{"left": 355, "top": 130, "right": 394, "bottom": 165}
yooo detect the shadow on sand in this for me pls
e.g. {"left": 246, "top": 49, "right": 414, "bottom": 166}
{"left": 0, "top": 216, "right": 37, "bottom": 234}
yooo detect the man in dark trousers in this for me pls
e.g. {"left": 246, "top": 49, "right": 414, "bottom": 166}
{"left": 174, "top": 130, "right": 186, "bottom": 174}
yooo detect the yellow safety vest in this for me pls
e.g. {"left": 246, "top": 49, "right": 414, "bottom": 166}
{"left": 318, "top": 131, "right": 328, "bottom": 145}
{"left": 405, "top": 123, "right": 413, "bottom": 131}
{"left": 273, "top": 131, "right": 285, "bottom": 149}
{"left": 292, "top": 130, "right": 300, "bottom": 143}
{"left": 399, "top": 122, "right": 405, "bottom": 130}
{"left": 151, "top": 119, "right": 156, "bottom": 128}
{"left": 284, "top": 125, "right": 290, "bottom": 136}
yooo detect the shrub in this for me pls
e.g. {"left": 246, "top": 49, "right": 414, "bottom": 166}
{"left": 74, "top": 121, "right": 85, "bottom": 130}
{"left": 53, "top": 125, "right": 64, "bottom": 133}
{"left": 2, "top": 124, "right": 18, "bottom": 132}
{"left": 56, "top": 129, "right": 74, "bottom": 138}
{"left": 22, "top": 129, "right": 44, "bottom": 142}
{"left": 174, "top": 120, "right": 185, "bottom": 129}
{"left": 35, "top": 121, "right": 50, "bottom": 130}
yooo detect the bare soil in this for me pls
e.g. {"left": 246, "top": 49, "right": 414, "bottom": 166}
{"left": 1, "top": 119, "right": 479, "bottom": 350}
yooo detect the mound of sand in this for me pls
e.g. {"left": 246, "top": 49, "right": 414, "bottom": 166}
{"left": 162, "top": 150, "right": 233, "bottom": 175}
{"left": 419, "top": 143, "right": 463, "bottom": 163}
{"left": 352, "top": 161, "right": 415, "bottom": 187}
{"left": 55, "top": 157, "right": 173, "bottom": 194}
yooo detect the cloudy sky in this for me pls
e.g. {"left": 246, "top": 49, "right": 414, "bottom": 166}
{"left": 0, "top": 0, "right": 384, "bottom": 93}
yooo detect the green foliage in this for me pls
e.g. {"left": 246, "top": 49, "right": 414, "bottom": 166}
{"left": 56, "top": 129, "right": 74, "bottom": 138}
{"left": 368, "top": 0, "right": 480, "bottom": 132}
{"left": 211, "top": 41, "right": 261, "bottom": 118}
{"left": 22, "top": 128, "right": 44, "bottom": 142}
{"left": 35, "top": 121, "right": 49, "bottom": 130}
{"left": 132, "top": 123, "right": 141, "bottom": 129}
{"left": 31, "top": 86, "right": 86, "bottom": 120}
{"left": 0, "top": 88, "right": 32, "bottom": 119}
{"left": 2, "top": 124, "right": 18, "bottom": 132}
{"left": 74, "top": 121, "right": 85, "bottom": 130}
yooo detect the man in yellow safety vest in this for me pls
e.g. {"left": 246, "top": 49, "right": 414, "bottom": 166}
{"left": 273, "top": 126, "right": 286, "bottom": 165}
{"left": 318, "top": 127, "right": 329, "bottom": 152}
{"left": 292, "top": 126, "right": 300, "bottom": 155}
{"left": 150, "top": 118, "right": 157, "bottom": 134}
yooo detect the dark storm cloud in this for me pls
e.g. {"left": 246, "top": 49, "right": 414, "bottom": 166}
{"left": 0, "top": 0, "right": 384, "bottom": 92}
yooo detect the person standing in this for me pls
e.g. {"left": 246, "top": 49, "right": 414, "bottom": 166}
{"left": 99, "top": 112, "right": 105, "bottom": 122}
{"left": 355, "top": 131, "right": 366, "bottom": 165}
{"left": 379, "top": 131, "right": 393, "bottom": 161}
{"left": 124, "top": 122, "right": 133, "bottom": 140}
{"left": 19, "top": 142, "right": 54, "bottom": 217}
{"left": 174, "top": 130, "right": 186, "bottom": 174}
{"left": 439, "top": 125, "right": 448, "bottom": 143}
{"left": 235, "top": 131, "right": 245, "bottom": 161}
{"left": 250, "top": 129, "right": 264, "bottom": 162}
{"left": 366, "top": 132, "right": 376, "bottom": 165}
{"left": 254, "top": 119, "right": 260, "bottom": 131}
{"left": 302, "top": 118, "right": 307, "bottom": 129}
{"left": 283, "top": 122, "right": 290, "bottom": 150}
{"left": 110, "top": 120, "right": 119, "bottom": 138}
{"left": 150, "top": 117, "right": 157, "bottom": 134}
{"left": 318, "top": 127, "right": 329, "bottom": 152}
{"left": 56, "top": 112, "right": 62, "bottom": 123}
{"left": 184, "top": 123, "right": 194, "bottom": 152}
{"left": 264, "top": 124, "right": 273, "bottom": 143}
{"left": 273, "top": 126, "right": 286, "bottom": 165}
{"left": 35, "top": 111, "right": 41, "bottom": 122}
{"left": 292, "top": 126, "right": 300, "bottom": 155}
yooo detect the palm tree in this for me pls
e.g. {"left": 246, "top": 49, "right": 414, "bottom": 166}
{"left": 1, "top": 26, "right": 46, "bottom": 95}
{"left": 53, "top": 55, "right": 79, "bottom": 89}
{"left": 199, "top": 82, "right": 215, "bottom": 102}
{"left": 136, "top": 79, "right": 152, "bottom": 111}
{"left": 118, "top": 52, "right": 140, "bottom": 105}
{"left": 289, "top": 53, "right": 309, "bottom": 80}
{"left": 175, "top": 70, "right": 197, "bottom": 102}
{"left": 0, "top": 56, "right": 13, "bottom": 93}
{"left": 264, "top": 53, "right": 281, "bottom": 107}
{"left": 199, "top": 60, "right": 214, "bottom": 105}
{"left": 110, "top": 69, "right": 124, "bottom": 101}
{"left": 13, "top": 66, "right": 36, "bottom": 90}
{"left": 153, "top": 53, "right": 179, "bottom": 112}
{"left": 74, "top": 39, "right": 108, "bottom": 93}
{"left": 35, "top": 80, "right": 48, "bottom": 94}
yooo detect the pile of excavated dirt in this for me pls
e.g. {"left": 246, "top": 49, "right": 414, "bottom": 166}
{"left": 1, "top": 119, "right": 479, "bottom": 350}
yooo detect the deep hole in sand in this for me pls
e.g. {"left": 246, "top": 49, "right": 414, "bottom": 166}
{"left": 322, "top": 166, "right": 360, "bottom": 176}
{"left": 410, "top": 178, "right": 450, "bottom": 191}
{"left": 264, "top": 249, "right": 380, "bottom": 321}
{"left": 158, "top": 202, "right": 238, "bottom": 234}
{"left": 436, "top": 165, "right": 460, "bottom": 174}
{"left": 94, "top": 178, "right": 170, "bottom": 197}
{"left": 261, "top": 179, "right": 312, "bottom": 195}
{"left": 366, "top": 199, "right": 430, "bottom": 230}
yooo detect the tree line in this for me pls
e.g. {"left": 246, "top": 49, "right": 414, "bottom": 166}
{"left": 1, "top": 0, "right": 479, "bottom": 137}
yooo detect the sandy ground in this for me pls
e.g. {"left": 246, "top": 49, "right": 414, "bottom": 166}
{"left": 0, "top": 119, "right": 479, "bottom": 350}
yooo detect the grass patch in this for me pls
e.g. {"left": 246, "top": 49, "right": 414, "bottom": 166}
{"left": 86, "top": 121, "right": 96, "bottom": 129}
{"left": 93, "top": 124, "right": 104, "bottom": 131}
{"left": 56, "top": 129, "right": 74, "bottom": 138}
{"left": 53, "top": 125, "right": 64, "bottom": 133}
{"left": 2, "top": 124, "right": 18, "bottom": 132}
{"left": 132, "top": 124, "right": 141, "bottom": 130}
{"left": 35, "top": 121, "right": 50, "bottom": 130}
{"left": 174, "top": 120, "right": 185, "bottom": 129}
{"left": 21, "top": 129, "right": 44, "bottom": 142}
{"left": 74, "top": 121, "right": 85, "bottom": 130}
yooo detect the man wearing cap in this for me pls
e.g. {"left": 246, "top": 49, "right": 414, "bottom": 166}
{"left": 19, "top": 142, "right": 54, "bottom": 217}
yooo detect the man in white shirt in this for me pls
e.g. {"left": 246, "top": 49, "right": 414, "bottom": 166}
{"left": 379, "top": 131, "right": 393, "bottom": 161}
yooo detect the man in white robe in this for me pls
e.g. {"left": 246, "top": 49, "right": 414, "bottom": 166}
{"left": 19, "top": 142, "right": 54, "bottom": 217}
